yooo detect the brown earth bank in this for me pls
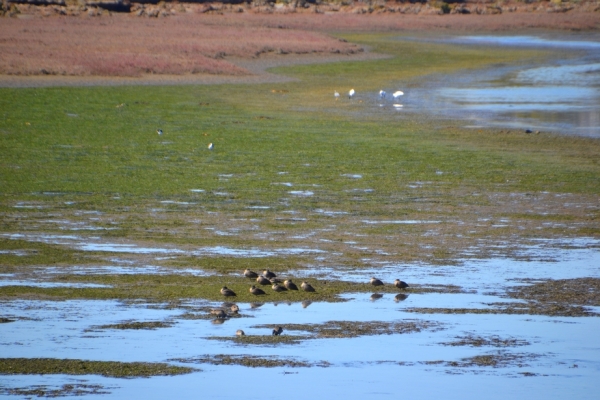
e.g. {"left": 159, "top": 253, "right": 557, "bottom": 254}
{"left": 1, "top": 1, "right": 599, "bottom": 83}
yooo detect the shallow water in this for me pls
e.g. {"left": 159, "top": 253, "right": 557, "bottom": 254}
{"left": 395, "top": 34, "right": 600, "bottom": 137}
{"left": 1, "top": 239, "right": 599, "bottom": 399}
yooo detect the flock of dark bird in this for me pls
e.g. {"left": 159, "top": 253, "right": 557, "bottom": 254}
{"left": 216, "top": 269, "right": 410, "bottom": 337}
{"left": 219, "top": 268, "right": 316, "bottom": 301}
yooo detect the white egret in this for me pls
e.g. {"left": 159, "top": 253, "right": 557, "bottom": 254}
{"left": 392, "top": 90, "right": 404, "bottom": 99}
{"left": 208, "top": 143, "right": 214, "bottom": 150}
{"left": 334, "top": 91, "right": 340, "bottom": 100}
{"left": 348, "top": 89, "right": 355, "bottom": 99}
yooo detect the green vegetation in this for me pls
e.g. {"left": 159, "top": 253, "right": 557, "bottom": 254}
{"left": 0, "top": 273, "right": 460, "bottom": 302}
{"left": 1, "top": 35, "right": 598, "bottom": 303}
{"left": 90, "top": 321, "right": 174, "bottom": 330}
{"left": 0, "top": 358, "right": 195, "bottom": 377}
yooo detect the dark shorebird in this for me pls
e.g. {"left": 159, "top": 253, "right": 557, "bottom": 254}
{"left": 244, "top": 269, "right": 259, "bottom": 278}
{"left": 263, "top": 269, "right": 276, "bottom": 279}
{"left": 301, "top": 281, "right": 315, "bottom": 292}
{"left": 394, "top": 279, "right": 409, "bottom": 289}
{"left": 272, "top": 283, "right": 287, "bottom": 292}
{"left": 272, "top": 327, "right": 283, "bottom": 336}
{"left": 269, "top": 277, "right": 283, "bottom": 284}
{"left": 370, "top": 277, "right": 384, "bottom": 286}
{"left": 220, "top": 286, "right": 237, "bottom": 297}
{"left": 210, "top": 309, "right": 227, "bottom": 319}
{"left": 256, "top": 275, "right": 271, "bottom": 285}
{"left": 236, "top": 329, "right": 245, "bottom": 337}
{"left": 249, "top": 285, "right": 266, "bottom": 295}
{"left": 229, "top": 304, "right": 240, "bottom": 314}
{"left": 284, "top": 279, "right": 298, "bottom": 290}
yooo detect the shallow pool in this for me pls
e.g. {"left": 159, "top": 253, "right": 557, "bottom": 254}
{"left": 399, "top": 34, "right": 600, "bottom": 137}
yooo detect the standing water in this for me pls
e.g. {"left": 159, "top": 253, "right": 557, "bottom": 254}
{"left": 407, "top": 35, "right": 600, "bottom": 137}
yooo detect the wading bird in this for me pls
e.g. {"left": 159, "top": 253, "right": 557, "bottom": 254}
{"left": 392, "top": 90, "right": 404, "bottom": 99}
{"left": 379, "top": 90, "right": 386, "bottom": 98}
{"left": 263, "top": 269, "right": 276, "bottom": 279}
{"left": 207, "top": 143, "right": 214, "bottom": 150}
{"left": 272, "top": 283, "right": 287, "bottom": 292}
{"left": 157, "top": 129, "right": 163, "bottom": 135}
{"left": 244, "top": 269, "right": 258, "bottom": 278}
{"left": 334, "top": 91, "right": 340, "bottom": 100}
{"left": 349, "top": 89, "right": 355, "bottom": 99}
{"left": 272, "top": 327, "right": 283, "bottom": 336}
{"left": 250, "top": 285, "right": 266, "bottom": 295}
{"left": 210, "top": 309, "right": 227, "bottom": 319}
{"left": 256, "top": 275, "right": 271, "bottom": 285}
{"left": 220, "top": 286, "right": 236, "bottom": 297}
{"left": 370, "top": 277, "right": 384, "bottom": 286}
{"left": 394, "top": 279, "right": 409, "bottom": 289}
{"left": 284, "top": 279, "right": 298, "bottom": 290}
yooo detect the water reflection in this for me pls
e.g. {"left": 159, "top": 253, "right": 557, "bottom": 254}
{"left": 395, "top": 294, "right": 409, "bottom": 302}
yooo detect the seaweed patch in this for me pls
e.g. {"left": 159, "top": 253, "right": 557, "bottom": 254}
{"left": 440, "top": 334, "right": 530, "bottom": 348}
{"left": 86, "top": 320, "right": 174, "bottom": 331}
{"left": 0, "top": 383, "right": 113, "bottom": 397}
{"left": 0, "top": 358, "right": 196, "bottom": 377}
{"left": 254, "top": 319, "right": 443, "bottom": 339}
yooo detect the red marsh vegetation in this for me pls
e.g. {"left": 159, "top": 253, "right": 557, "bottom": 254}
{"left": 0, "top": 2, "right": 599, "bottom": 79}
{"left": 0, "top": 14, "right": 362, "bottom": 77}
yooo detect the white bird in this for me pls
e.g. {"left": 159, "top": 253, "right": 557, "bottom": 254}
{"left": 157, "top": 129, "right": 163, "bottom": 135}
{"left": 392, "top": 90, "right": 404, "bottom": 99}
{"left": 207, "top": 143, "right": 214, "bottom": 150}
{"left": 379, "top": 90, "right": 386, "bottom": 98}
{"left": 334, "top": 91, "right": 340, "bottom": 100}
{"left": 348, "top": 89, "right": 355, "bottom": 99}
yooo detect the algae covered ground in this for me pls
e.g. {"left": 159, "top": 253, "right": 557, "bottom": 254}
{"left": 1, "top": 33, "right": 599, "bottom": 389}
